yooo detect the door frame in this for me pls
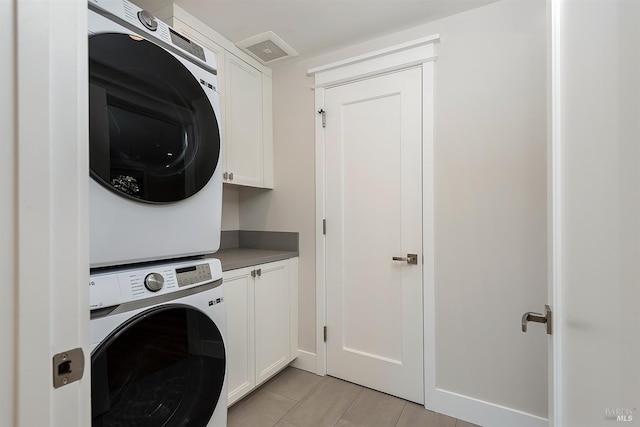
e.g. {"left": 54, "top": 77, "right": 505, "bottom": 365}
{"left": 308, "top": 34, "right": 439, "bottom": 408}
{"left": 1, "top": 0, "right": 90, "bottom": 425}
{"left": 548, "top": 0, "right": 560, "bottom": 424}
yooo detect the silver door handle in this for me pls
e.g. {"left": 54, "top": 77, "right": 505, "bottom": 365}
{"left": 392, "top": 254, "right": 418, "bottom": 265}
{"left": 521, "top": 305, "right": 552, "bottom": 334}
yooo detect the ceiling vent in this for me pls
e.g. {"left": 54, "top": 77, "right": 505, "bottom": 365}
{"left": 236, "top": 31, "right": 298, "bottom": 65}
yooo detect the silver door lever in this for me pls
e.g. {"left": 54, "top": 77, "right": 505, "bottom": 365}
{"left": 392, "top": 254, "right": 418, "bottom": 265}
{"left": 521, "top": 305, "right": 552, "bottom": 334}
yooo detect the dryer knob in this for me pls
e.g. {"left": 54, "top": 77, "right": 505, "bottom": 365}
{"left": 144, "top": 273, "right": 164, "bottom": 292}
{"left": 138, "top": 10, "right": 158, "bottom": 31}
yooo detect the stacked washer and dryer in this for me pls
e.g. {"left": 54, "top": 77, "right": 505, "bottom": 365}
{"left": 87, "top": 1, "right": 227, "bottom": 426}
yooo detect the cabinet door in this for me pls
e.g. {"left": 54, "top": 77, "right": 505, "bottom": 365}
{"left": 225, "top": 54, "right": 264, "bottom": 187}
{"left": 254, "top": 260, "right": 290, "bottom": 385}
{"left": 222, "top": 267, "right": 255, "bottom": 406}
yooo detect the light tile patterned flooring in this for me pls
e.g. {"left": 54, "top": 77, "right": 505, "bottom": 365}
{"left": 228, "top": 367, "right": 481, "bottom": 427}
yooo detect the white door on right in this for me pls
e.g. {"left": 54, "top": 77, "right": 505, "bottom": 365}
{"left": 324, "top": 67, "right": 424, "bottom": 404}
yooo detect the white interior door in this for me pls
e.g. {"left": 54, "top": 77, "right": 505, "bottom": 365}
{"left": 550, "top": 1, "right": 640, "bottom": 426}
{"left": 325, "top": 67, "right": 424, "bottom": 404}
{"left": 1, "top": 0, "right": 90, "bottom": 425}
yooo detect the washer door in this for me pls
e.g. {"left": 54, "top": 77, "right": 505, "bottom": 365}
{"left": 91, "top": 305, "right": 225, "bottom": 427}
{"left": 89, "top": 33, "right": 220, "bottom": 204}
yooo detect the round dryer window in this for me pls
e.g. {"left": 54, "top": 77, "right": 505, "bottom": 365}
{"left": 91, "top": 305, "right": 226, "bottom": 427}
{"left": 88, "top": 33, "right": 220, "bottom": 204}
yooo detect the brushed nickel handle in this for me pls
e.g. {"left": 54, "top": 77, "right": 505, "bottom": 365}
{"left": 392, "top": 254, "right": 418, "bottom": 265}
{"left": 223, "top": 172, "right": 228, "bottom": 180}
{"left": 522, "top": 305, "right": 552, "bottom": 334}
{"left": 229, "top": 172, "right": 234, "bottom": 181}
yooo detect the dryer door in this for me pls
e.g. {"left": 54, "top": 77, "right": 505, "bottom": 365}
{"left": 91, "top": 305, "right": 225, "bottom": 427}
{"left": 89, "top": 33, "right": 220, "bottom": 204}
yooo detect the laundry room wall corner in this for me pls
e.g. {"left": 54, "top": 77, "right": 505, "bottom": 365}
{"left": 239, "top": 61, "right": 318, "bottom": 361}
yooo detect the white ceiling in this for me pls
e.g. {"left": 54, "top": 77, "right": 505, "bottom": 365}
{"left": 134, "top": 0, "right": 499, "bottom": 65}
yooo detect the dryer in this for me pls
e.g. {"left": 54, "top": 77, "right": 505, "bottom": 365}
{"left": 88, "top": 0, "right": 223, "bottom": 268}
{"left": 90, "top": 258, "right": 226, "bottom": 427}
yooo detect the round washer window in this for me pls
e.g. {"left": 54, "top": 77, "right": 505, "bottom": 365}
{"left": 91, "top": 305, "right": 225, "bottom": 427}
{"left": 88, "top": 33, "right": 220, "bottom": 204}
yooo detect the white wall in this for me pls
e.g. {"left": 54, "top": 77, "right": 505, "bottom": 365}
{"left": 426, "top": 1, "right": 548, "bottom": 419}
{"left": 221, "top": 186, "right": 240, "bottom": 231}
{"left": 557, "top": 0, "right": 640, "bottom": 425}
{"left": 242, "top": 0, "right": 549, "bottom": 420}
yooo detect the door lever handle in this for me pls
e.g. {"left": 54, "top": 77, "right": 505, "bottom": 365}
{"left": 521, "top": 305, "right": 552, "bottom": 334}
{"left": 392, "top": 254, "right": 418, "bottom": 265}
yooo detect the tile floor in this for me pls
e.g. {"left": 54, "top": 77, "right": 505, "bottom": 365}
{"left": 228, "top": 366, "right": 481, "bottom": 427}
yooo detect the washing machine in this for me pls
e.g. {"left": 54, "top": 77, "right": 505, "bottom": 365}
{"left": 88, "top": 0, "right": 223, "bottom": 268}
{"left": 90, "top": 258, "right": 227, "bottom": 427}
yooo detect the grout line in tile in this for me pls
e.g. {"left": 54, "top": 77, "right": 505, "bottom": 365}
{"left": 277, "top": 375, "right": 329, "bottom": 425}
{"left": 291, "top": 372, "right": 328, "bottom": 403}
{"left": 392, "top": 401, "right": 407, "bottom": 427}
{"left": 331, "top": 385, "right": 364, "bottom": 427}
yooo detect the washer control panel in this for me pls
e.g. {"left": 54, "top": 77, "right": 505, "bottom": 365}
{"left": 176, "top": 264, "right": 212, "bottom": 287}
{"left": 90, "top": 258, "right": 222, "bottom": 310}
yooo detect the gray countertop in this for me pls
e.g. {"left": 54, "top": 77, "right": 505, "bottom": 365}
{"left": 207, "top": 248, "right": 298, "bottom": 271}
{"left": 207, "top": 230, "right": 299, "bottom": 271}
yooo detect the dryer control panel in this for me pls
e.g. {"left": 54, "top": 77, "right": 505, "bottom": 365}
{"left": 90, "top": 258, "right": 222, "bottom": 310}
{"left": 88, "top": 0, "right": 217, "bottom": 74}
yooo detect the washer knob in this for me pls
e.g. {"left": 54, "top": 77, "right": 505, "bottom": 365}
{"left": 137, "top": 10, "right": 158, "bottom": 31}
{"left": 144, "top": 272, "right": 164, "bottom": 292}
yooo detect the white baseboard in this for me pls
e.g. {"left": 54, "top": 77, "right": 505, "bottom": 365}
{"left": 433, "top": 388, "right": 547, "bottom": 427}
{"left": 290, "top": 350, "right": 317, "bottom": 373}
{"left": 291, "top": 350, "right": 544, "bottom": 427}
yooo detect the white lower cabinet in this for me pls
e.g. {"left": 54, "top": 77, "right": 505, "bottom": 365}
{"left": 223, "top": 258, "right": 298, "bottom": 406}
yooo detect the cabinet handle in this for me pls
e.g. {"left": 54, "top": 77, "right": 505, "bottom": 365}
{"left": 229, "top": 172, "right": 234, "bottom": 181}
{"left": 223, "top": 172, "right": 228, "bottom": 180}
{"left": 256, "top": 268, "right": 261, "bottom": 277}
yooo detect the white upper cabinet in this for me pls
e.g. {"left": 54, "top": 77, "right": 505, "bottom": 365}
{"left": 225, "top": 54, "right": 270, "bottom": 187}
{"left": 160, "top": 5, "right": 274, "bottom": 189}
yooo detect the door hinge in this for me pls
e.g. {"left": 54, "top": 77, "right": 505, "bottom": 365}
{"left": 323, "top": 219, "right": 326, "bottom": 235}
{"left": 318, "top": 108, "right": 326, "bottom": 128}
{"left": 323, "top": 326, "right": 327, "bottom": 342}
